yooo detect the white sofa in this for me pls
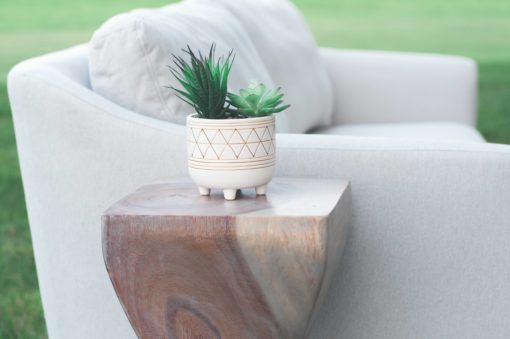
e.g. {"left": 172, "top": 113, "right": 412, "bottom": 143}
{"left": 8, "top": 39, "right": 510, "bottom": 339}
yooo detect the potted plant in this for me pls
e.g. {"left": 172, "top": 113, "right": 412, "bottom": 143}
{"left": 169, "top": 44, "right": 290, "bottom": 200}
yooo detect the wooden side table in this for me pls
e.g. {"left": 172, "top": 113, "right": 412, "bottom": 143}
{"left": 102, "top": 178, "right": 351, "bottom": 339}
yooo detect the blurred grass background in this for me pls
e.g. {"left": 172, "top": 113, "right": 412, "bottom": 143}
{"left": 1, "top": 0, "right": 509, "bottom": 337}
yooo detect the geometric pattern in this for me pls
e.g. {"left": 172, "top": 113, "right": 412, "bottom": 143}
{"left": 188, "top": 125, "right": 275, "bottom": 161}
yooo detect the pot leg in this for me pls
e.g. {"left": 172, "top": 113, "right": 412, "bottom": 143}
{"left": 255, "top": 185, "right": 267, "bottom": 195}
{"left": 198, "top": 187, "right": 210, "bottom": 196}
{"left": 223, "top": 189, "right": 237, "bottom": 201}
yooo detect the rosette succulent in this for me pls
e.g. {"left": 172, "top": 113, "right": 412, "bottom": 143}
{"left": 227, "top": 81, "right": 290, "bottom": 118}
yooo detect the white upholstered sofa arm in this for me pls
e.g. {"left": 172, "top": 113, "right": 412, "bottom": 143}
{"left": 276, "top": 133, "right": 510, "bottom": 338}
{"left": 319, "top": 47, "right": 478, "bottom": 126}
{"left": 8, "top": 55, "right": 188, "bottom": 338}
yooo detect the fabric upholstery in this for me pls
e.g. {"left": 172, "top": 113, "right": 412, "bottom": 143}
{"left": 9, "top": 45, "right": 508, "bottom": 339}
{"left": 276, "top": 134, "right": 510, "bottom": 339}
{"left": 315, "top": 122, "right": 485, "bottom": 143}
{"left": 89, "top": 0, "right": 332, "bottom": 133}
{"left": 319, "top": 48, "right": 478, "bottom": 126}
{"left": 89, "top": 0, "right": 273, "bottom": 127}
{"left": 210, "top": 0, "right": 333, "bottom": 132}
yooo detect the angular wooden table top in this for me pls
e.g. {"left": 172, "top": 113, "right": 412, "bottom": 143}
{"left": 102, "top": 177, "right": 351, "bottom": 339}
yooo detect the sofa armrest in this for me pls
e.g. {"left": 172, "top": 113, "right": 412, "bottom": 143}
{"left": 319, "top": 48, "right": 478, "bottom": 126}
{"left": 8, "top": 58, "right": 185, "bottom": 339}
{"left": 276, "top": 133, "right": 510, "bottom": 339}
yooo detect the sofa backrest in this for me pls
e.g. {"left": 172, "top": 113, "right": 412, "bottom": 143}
{"left": 88, "top": 0, "right": 333, "bottom": 133}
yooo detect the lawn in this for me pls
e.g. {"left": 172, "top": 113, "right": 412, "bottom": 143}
{"left": 0, "top": 0, "right": 509, "bottom": 337}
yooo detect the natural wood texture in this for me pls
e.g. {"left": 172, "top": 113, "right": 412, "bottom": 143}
{"left": 102, "top": 178, "right": 351, "bottom": 339}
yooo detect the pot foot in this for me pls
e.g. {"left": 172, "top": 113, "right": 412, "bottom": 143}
{"left": 198, "top": 187, "right": 210, "bottom": 196}
{"left": 223, "top": 189, "right": 237, "bottom": 201}
{"left": 255, "top": 185, "right": 267, "bottom": 195}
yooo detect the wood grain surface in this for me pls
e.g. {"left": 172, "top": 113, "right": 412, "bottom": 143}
{"left": 102, "top": 178, "right": 351, "bottom": 339}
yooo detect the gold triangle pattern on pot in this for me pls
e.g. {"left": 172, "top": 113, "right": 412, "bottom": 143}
{"left": 188, "top": 125, "right": 275, "bottom": 160}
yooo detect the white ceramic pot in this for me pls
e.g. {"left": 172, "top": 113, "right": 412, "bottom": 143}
{"left": 187, "top": 114, "right": 276, "bottom": 200}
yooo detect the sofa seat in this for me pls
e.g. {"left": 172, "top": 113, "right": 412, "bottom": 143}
{"left": 314, "top": 122, "right": 485, "bottom": 142}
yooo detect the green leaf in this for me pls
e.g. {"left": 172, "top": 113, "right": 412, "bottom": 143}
{"left": 244, "top": 93, "right": 261, "bottom": 111}
{"left": 169, "top": 44, "right": 289, "bottom": 119}
{"left": 253, "top": 83, "right": 266, "bottom": 97}
{"left": 227, "top": 93, "right": 250, "bottom": 109}
{"left": 269, "top": 104, "right": 291, "bottom": 113}
{"left": 227, "top": 82, "right": 290, "bottom": 117}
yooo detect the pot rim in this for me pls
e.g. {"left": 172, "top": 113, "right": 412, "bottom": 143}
{"left": 186, "top": 113, "right": 275, "bottom": 126}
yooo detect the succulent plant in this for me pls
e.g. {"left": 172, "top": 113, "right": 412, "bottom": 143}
{"left": 168, "top": 44, "right": 234, "bottom": 119}
{"left": 227, "top": 81, "right": 290, "bottom": 117}
{"left": 168, "top": 44, "right": 289, "bottom": 119}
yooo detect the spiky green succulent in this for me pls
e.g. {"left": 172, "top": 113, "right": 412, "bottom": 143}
{"left": 168, "top": 44, "right": 234, "bottom": 119}
{"left": 227, "top": 81, "right": 290, "bottom": 117}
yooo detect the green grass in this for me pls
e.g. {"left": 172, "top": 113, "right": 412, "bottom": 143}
{"left": 1, "top": 0, "right": 509, "bottom": 337}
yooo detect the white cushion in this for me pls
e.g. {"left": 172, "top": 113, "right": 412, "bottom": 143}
{"left": 88, "top": 0, "right": 332, "bottom": 133}
{"left": 89, "top": 1, "right": 273, "bottom": 127}
{"left": 314, "top": 122, "right": 485, "bottom": 143}
{"left": 211, "top": 0, "right": 333, "bottom": 133}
